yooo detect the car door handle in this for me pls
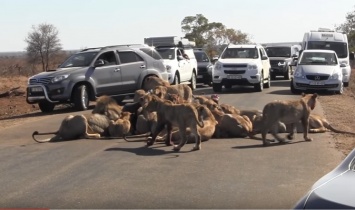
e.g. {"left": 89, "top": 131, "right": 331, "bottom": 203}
{"left": 140, "top": 65, "right": 146, "bottom": 69}
{"left": 114, "top": 68, "right": 120, "bottom": 72}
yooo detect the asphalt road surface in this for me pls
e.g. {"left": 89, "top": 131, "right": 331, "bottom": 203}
{"left": 0, "top": 79, "right": 344, "bottom": 209}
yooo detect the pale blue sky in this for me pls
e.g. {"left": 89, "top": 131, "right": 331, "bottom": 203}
{"left": 0, "top": 0, "right": 354, "bottom": 52}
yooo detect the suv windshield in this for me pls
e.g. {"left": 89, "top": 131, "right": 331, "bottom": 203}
{"left": 221, "top": 48, "right": 258, "bottom": 59}
{"left": 307, "top": 41, "right": 348, "bottom": 58}
{"left": 194, "top": 51, "right": 210, "bottom": 62}
{"left": 265, "top": 47, "right": 291, "bottom": 57}
{"left": 59, "top": 52, "right": 98, "bottom": 68}
{"left": 299, "top": 52, "right": 338, "bottom": 65}
{"left": 156, "top": 48, "right": 175, "bottom": 60}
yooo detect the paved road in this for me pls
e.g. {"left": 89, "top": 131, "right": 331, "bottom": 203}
{"left": 0, "top": 80, "right": 344, "bottom": 209}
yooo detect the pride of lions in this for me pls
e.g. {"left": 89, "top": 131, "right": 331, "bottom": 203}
{"left": 32, "top": 76, "right": 355, "bottom": 150}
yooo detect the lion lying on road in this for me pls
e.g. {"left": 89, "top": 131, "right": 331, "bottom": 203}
{"left": 108, "top": 112, "right": 132, "bottom": 137}
{"left": 259, "top": 93, "right": 318, "bottom": 146}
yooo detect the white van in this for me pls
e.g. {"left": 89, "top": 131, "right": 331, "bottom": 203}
{"left": 301, "top": 28, "right": 354, "bottom": 87}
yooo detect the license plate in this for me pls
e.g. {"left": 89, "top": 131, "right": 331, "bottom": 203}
{"left": 197, "top": 75, "right": 203, "bottom": 78}
{"left": 31, "top": 87, "right": 43, "bottom": 92}
{"left": 310, "top": 81, "right": 324, "bottom": 86}
{"left": 227, "top": 75, "right": 242, "bottom": 79}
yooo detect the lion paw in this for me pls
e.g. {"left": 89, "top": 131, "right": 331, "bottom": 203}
{"left": 192, "top": 145, "right": 201, "bottom": 151}
{"left": 173, "top": 145, "right": 181, "bottom": 152}
{"left": 305, "top": 137, "right": 313, "bottom": 142}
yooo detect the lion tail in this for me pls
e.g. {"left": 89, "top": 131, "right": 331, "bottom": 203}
{"left": 32, "top": 131, "right": 57, "bottom": 143}
{"left": 326, "top": 124, "right": 355, "bottom": 135}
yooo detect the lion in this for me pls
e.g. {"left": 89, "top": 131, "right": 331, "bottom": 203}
{"left": 152, "top": 84, "right": 193, "bottom": 103}
{"left": 32, "top": 113, "right": 111, "bottom": 143}
{"left": 157, "top": 104, "right": 218, "bottom": 143}
{"left": 140, "top": 94, "right": 204, "bottom": 151}
{"left": 207, "top": 102, "right": 253, "bottom": 138}
{"left": 133, "top": 89, "right": 147, "bottom": 103}
{"left": 220, "top": 103, "right": 241, "bottom": 115}
{"left": 108, "top": 112, "right": 132, "bottom": 137}
{"left": 142, "top": 76, "right": 170, "bottom": 91}
{"left": 259, "top": 93, "right": 318, "bottom": 146}
{"left": 92, "top": 95, "right": 123, "bottom": 121}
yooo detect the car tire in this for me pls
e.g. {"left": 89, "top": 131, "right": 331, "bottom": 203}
{"left": 189, "top": 72, "right": 197, "bottom": 90}
{"left": 290, "top": 80, "right": 300, "bottom": 94}
{"left": 38, "top": 101, "right": 55, "bottom": 113}
{"left": 254, "top": 73, "right": 264, "bottom": 92}
{"left": 172, "top": 73, "right": 180, "bottom": 85}
{"left": 73, "top": 84, "right": 89, "bottom": 111}
{"left": 344, "top": 82, "right": 349, "bottom": 87}
{"left": 212, "top": 83, "right": 222, "bottom": 92}
{"left": 264, "top": 74, "right": 271, "bottom": 88}
{"left": 284, "top": 66, "right": 291, "bottom": 80}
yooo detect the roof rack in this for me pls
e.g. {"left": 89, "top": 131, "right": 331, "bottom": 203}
{"left": 80, "top": 47, "right": 102, "bottom": 52}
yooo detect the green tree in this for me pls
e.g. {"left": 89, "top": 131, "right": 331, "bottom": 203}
{"left": 25, "top": 23, "right": 62, "bottom": 72}
{"left": 336, "top": 6, "right": 355, "bottom": 52}
{"left": 181, "top": 14, "right": 250, "bottom": 57}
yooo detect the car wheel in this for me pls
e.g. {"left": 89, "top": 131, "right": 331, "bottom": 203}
{"left": 290, "top": 80, "right": 300, "bottom": 94}
{"left": 73, "top": 84, "right": 89, "bottom": 111}
{"left": 173, "top": 73, "right": 180, "bottom": 85}
{"left": 254, "top": 73, "right": 264, "bottom": 92}
{"left": 212, "top": 83, "right": 222, "bottom": 92}
{"left": 38, "top": 101, "right": 55, "bottom": 113}
{"left": 264, "top": 74, "right": 271, "bottom": 88}
{"left": 189, "top": 72, "right": 197, "bottom": 90}
{"left": 284, "top": 66, "right": 291, "bottom": 80}
{"left": 343, "top": 82, "right": 349, "bottom": 87}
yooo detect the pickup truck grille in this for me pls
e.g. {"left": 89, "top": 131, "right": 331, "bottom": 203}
{"left": 224, "top": 70, "right": 246, "bottom": 74}
{"left": 270, "top": 60, "right": 284, "bottom": 67}
{"left": 29, "top": 77, "right": 53, "bottom": 85}
{"left": 223, "top": 64, "right": 247, "bottom": 68}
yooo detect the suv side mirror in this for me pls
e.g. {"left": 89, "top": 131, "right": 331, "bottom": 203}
{"left": 261, "top": 56, "right": 268, "bottom": 60}
{"left": 94, "top": 59, "right": 105, "bottom": 67}
{"left": 350, "top": 52, "right": 354, "bottom": 61}
{"left": 177, "top": 56, "right": 184, "bottom": 61}
{"left": 340, "top": 63, "right": 347, "bottom": 68}
{"left": 292, "top": 54, "right": 298, "bottom": 58}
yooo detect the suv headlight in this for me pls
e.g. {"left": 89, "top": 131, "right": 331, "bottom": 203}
{"left": 51, "top": 75, "right": 69, "bottom": 83}
{"left": 214, "top": 62, "right": 222, "bottom": 71}
{"left": 293, "top": 68, "right": 304, "bottom": 78}
{"left": 330, "top": 73, "right": 340, "bottom": 80}
{"left": 247, "top": 64, "right": 258, "bottom": 70}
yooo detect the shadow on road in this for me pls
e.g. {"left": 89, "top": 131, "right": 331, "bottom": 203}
{"left": 232, "top": 140, "right": 307, "bottom": 149}
{"left": 105, "top": 145, "right": 195, "bottom": 157}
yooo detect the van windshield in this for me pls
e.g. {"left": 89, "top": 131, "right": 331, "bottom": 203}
{"left": 59, "top": 52, "right": 98, "bottom": 68}
{"left": 307, "top": 41, "right": 348, "bottom": 58}
{"left": 221, "top": 48, "right": 258, "bottom": 59}
{"left": 265, "top": 47, "right": 291, "bottom": 57}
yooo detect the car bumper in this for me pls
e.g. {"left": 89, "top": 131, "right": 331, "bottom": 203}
{"left": 213, "top": 69, "right": 261, "bottom": 85}
{"left": 197, "top": 72, "right": 212, "bottom": 83}
{"left": 26, "top": 83, "right": 71, "bottom": 104}
{"left": 270, "top": 65, "right": 287, "bottom": 75}
{"left": 292, "top": 77, "right": 342, "bottom": 91}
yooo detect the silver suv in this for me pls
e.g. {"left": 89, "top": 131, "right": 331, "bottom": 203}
{"left": 26, "top": 44, "right": 168, "bottom": 112}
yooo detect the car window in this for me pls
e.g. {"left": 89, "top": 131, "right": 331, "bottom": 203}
{"left": 139, "top": 48, "right": 162, "bottom": 60}
{"left": 265, "top": 47, "right": 291, "bottom": 57}
{"left": 300, "top": 52, "right": 338, "bottom": 65}
{"left": 221, "top": 48, "right": 258, "bottom": 59}
{"left": 96, "top": 51, "right": 117, "bottom": 66}
{"left": 118, "top": 51, "right": 144, "bottom": 64}
{"left": 194, "top": 51, "right": 210, "bottom": 62}
{"left": 59, "top": 52, "right": 98, "bottom": 68}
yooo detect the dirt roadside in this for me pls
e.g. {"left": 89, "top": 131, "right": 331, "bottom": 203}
{"left": 0, "top": 73, "right": 354, "bottom": 156}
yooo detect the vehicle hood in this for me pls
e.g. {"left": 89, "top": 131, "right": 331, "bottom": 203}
{"left": 298, "top": 65, "right": 339, "bottom": 75}
{"left": 29, "top": 67, "right": 87, "bottom": 78}
{"left": 269, "top": 57, "right": 292, "bottom": 61}
{"left": 219, "top": 58, "right": 258, "bottom": 64}
{"left": 197, "top": 62, "right": 211, "bottom": 68}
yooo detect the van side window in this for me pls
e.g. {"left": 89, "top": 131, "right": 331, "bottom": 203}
{"left": 118, "top": 51, "right": 144, "bottom": 64}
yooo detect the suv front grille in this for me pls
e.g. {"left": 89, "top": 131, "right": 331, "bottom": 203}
{"left": 306, "top": 75, "right": 330, "bottom": 81}
{"left": 270, "top": 60, "right": 284, "bottom": 67}
{"left": 29, "top": 77, "right": 53, "bottom": 85}
{"left": 224, "top": 70, "right": 246, "bottom": 74}
{"left": 223, "top": 64, "right": 247, "bottom": 68}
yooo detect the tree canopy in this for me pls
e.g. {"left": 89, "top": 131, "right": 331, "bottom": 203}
{"left": 181, "top": 14, "right": 250, "bottom": 57}
{"left": 25, "top": 23, "right": 62, "bottom": 71}
{"left": 337, "top": 6, "right": 355, "bottom": 52}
